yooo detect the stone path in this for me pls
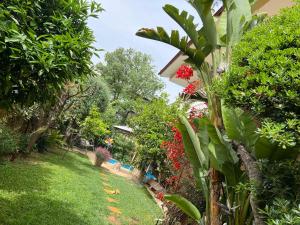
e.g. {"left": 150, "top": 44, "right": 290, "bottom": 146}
{"left": 99, "top": 171, "right": 122, "bottom": 225}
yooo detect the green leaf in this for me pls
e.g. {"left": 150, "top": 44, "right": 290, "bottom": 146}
{"left": 163, "top": 4, "right": 210, "bottom": 51}
{"left": 136, "top": 28, "right": 206, "bottom": 67}
{"left": 179, "top": 116, "right": 208, "bottom": 168}
{"left": 188, "top": 0, "right": 217, "bottom": 48}
{"left": 207, "top": 124, "right": 239, "bottom": 185}
{"left": 222, "top": 105, "right": 258, "bottom": 151}
{"left": 223, "top": 0, "right": 252, "bottom": 45}
{"left": 165, "top": 194, "right": 201, "bottom": 222}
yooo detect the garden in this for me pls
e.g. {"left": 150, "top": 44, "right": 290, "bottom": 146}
{"left": 0, "top": 0, "right": 299, "bottom": 225}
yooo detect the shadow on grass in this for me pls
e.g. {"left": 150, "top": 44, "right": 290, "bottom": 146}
{"left": 0, "top": 195, "right": 90, "bottom": 225}
{"left": 0, "top": 152, "right": 97, "bottom": 225}
{"left": 0, "top": 160, "right": 52, "bottom": 193}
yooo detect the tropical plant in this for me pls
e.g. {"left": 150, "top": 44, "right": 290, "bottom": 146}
{"left": 35, "top": 130, "right": 65, "bottom": 153}
{"left": 0, "top": 0, "right": 102, "bottom": 107}
{"left": 136, "top": 1, "right": 266, "bottom": 224}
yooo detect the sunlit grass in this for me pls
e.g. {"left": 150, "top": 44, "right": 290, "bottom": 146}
{"left": 0, "top": 151, "right": 161, "bottom": 225}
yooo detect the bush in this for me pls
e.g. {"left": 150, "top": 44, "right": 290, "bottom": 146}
{"left": 36, "top": 130, "right": 64, "bottom": 153}
{"left": 261, "top": 199, "right": 300, "bottom": 225}
{"left": 220, "top": 4, "right": 300, "bottom": 148}
{"left": 258, "top": 160, "right": 300, "bottom": 225}
{"left": 80, "top": 106, "right": 110, "bottom": 142}
{"left": 110, "top": 133, "right": 136, "bottom": 163}
{"left": 95, "top": 147, "right": 111, "bottom": 166}
{"left": 0, "top": 123, "right": 20, "bottom": 156}
{"left": 259, "top": 160, "right": 300, "bottom": 204}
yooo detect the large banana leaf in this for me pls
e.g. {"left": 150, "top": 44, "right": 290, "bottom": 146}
{"left": 194, "top": 117, "right": 210, "bottom": 164}
{"left": 188, "top": 0, "right": 217, "bottom": 48}
{"left": 165, "top": 194, "right": 201, "bottom": 222}
{"left": 207, "top": 123, "right": 240, "bottom": 186}
{"left": 223, "top": 0, "right": 252, "bottom": 45}
{"left": 179, "top": 116, "right": 208, "bottom": 168}
{"left": 164, "top": 5, "right": 198, "bottom": 49}
{"left": 177, "top": 116, "right": 209, "bottom": 201}
{"left": 136, "top": 27, "right": 206, "bottom": 67}
{"left": 222, "top": 105, "right": 258, "bottom": 151}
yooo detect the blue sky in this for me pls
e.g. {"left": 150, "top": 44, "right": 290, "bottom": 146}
{"left": 88, "top": 0, "right": 199, "bottom": 102}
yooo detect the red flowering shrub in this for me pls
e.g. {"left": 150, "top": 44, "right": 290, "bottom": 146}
{"left": 183, "top": 83, "right": 196, "bottom": 95}
{"left": 155, "top": 192, "right": 165, "bottom": 201}
{"left": 161, "top": 127, "right": 185, "bottom": 171}
{"left": 176, "top": 65, "right": 194, "bottom": 80}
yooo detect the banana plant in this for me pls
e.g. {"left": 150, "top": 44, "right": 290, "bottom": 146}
{"left": 176, "top": 114, "right": 253, "bottom": 225}
{"left": 136, "top": 1, "right": 266, "bottom": 224}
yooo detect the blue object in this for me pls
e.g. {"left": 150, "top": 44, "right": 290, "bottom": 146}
{"left": 108, "top": 159, "right": 118, "bottom": 165}
{"left": 143, "top": 172, "right": 157, "bottom": 183}
{"left": 121, "top": 164, "right": 134, "bottom": 171}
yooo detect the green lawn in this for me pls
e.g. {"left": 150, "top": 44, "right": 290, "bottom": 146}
{"left": 0, "top": 151, "right": 162, "bottom": 225}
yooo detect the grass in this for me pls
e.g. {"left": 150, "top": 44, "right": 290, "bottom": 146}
{"left": 0, "top": 151, "right": 162, "bottom": 225}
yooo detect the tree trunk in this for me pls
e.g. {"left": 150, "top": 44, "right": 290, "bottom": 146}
{"left": 26, "top": 125, "right": 49, "bottom": 151}
{"left": 236, "top": 143, "right": 265, "bottom": 225}
{"left": 210, "top": 168, "right": 221, "bottom": 225}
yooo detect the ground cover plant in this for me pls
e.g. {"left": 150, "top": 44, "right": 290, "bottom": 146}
{"left": 0, "top": 151, "right": 162, "bottom": 225}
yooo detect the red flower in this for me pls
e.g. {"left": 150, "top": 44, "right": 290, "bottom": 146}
{"left": 156, "top": 192, "right": 165, "bottom": 201}
{"left": 176, "top": 65, "right": 194, "bottom": 80}
{"left": 183, "top": 83, "right": 196, "bottom": 95}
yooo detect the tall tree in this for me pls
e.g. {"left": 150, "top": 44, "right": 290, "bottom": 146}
{"left": 96, "top": 48, "right": 164, "bottom": 101}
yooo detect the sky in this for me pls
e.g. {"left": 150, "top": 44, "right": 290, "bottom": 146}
{"left": 88, "top": 0, "right": 199, "bottom": 102}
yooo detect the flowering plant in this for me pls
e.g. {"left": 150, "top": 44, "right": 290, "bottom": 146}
{"left": 176, "top": 65, "right": 194, "bottom": 80}
{"left": 176, "top": 65, "right": 201, "bottom": 95}
{"left": 95, "top": 147, "right": 111, "bottom": 162}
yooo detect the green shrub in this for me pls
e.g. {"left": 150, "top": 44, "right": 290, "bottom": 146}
{"left": 36, "top": 130, "right": 64, "bottom": 153}
{"left": 259, "top": 160, "right": 300, "bottom": 203}
{"left": 220, "top": 4, "right": 300, "bottom": 148}
{"left": 0, "top": 123, "right": 20, "bottom": 155}
{"left": 261, "top": 199, "right": 300, "bottom": 225}
{"left": 110, "top": 133, "right": 136, "bottom": 163}
{"left": 80, "top": 106, "right": 110, "bottom": 142}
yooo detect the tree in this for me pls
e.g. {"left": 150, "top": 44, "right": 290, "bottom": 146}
{"left": 96, "top": 48, "right": 164, "bottom": 101}
{"left": 80, "top": 106, "right": 110, "bottom": 144}
{"left": 0, "top": 0, "right": 102, "bottom": 107}
{"left": 129, "top": 96, "right": 182, "bottom": 175}
{"left": 57, "top": 77, "right": 111, "bottom": 143}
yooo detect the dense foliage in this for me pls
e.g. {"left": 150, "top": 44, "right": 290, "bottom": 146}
{"left": 129, "top": 96, "right": 182, "bottom": 173}
{"left": 0, "top": 122, "right": 21, "bottom": 155}
{"left": 80, "top": 106, "right": 109, "bottom": 143}
{"left": 110, "top": 133, "right": 136, "bottom": 163}
{"left": 0, "top": 0, "right": 102, "bottom": 107}
{"left": 97, "top": 48, "right": 164, "bottom": 101}
{"left": 220, "top": 4, "right": 300, "bottom": 148}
